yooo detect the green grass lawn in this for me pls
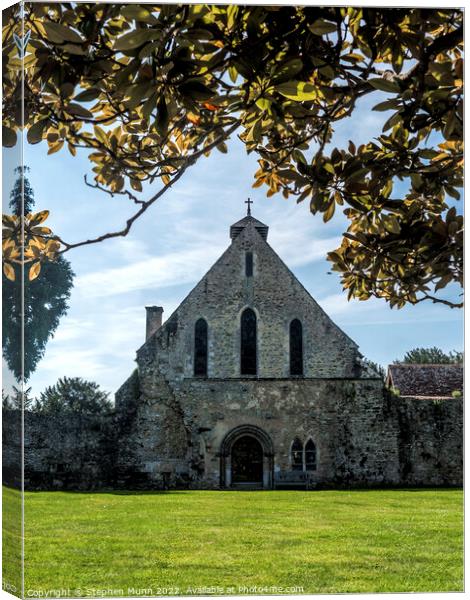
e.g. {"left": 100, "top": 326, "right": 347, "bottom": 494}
{"left": 2, "top": 486, "right": 22, "bottom": 595}
{"left": 9, "top": 488, "right": 463, "bottom": 595}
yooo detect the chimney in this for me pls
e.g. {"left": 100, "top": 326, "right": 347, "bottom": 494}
{"left": 145, "top": 306, "right": 163, "bottom": 340}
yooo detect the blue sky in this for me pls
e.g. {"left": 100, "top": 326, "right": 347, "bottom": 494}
{"left": 3, "top": 92, "right": 463, "bottom": 398}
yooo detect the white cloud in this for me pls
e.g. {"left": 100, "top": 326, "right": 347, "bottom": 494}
{"left": 31, "top": 304, "right": 149, "bottom": 394}
{"left": 75, "top": 244, "right": 224, "bottom": 299}
{"left": 317, "top": 292, "right": 386, "bottom": 319}
{"left": 74, "top": 200, "right": 343, "bottom": 300}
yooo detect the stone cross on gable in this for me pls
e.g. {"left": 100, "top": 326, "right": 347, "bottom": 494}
{"left": 245, "top": 198, "right": 253, "bottom": 216}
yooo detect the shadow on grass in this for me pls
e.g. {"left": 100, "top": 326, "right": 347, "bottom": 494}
{"left": 11, "top": 485, "right": 463, "bottom": 496}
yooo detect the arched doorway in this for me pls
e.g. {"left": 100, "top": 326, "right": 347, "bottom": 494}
{"left": 231, "top": 436, "right": 263, "bottom": 484}
{"left": 219, "top": 425, "right": 274, "bottom": 489}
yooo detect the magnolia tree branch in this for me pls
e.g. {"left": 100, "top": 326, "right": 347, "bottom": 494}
{"left": 56, "top": 120, "right": 241, "bottom": 253}
{"left": 419, "top": 294, "right": 463, "bottom": 309}
{"left": 83, "top": 176, "right": 144, "bottom": 205}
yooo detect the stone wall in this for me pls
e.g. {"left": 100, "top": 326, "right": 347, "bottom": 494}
{"left": 3, "top": 409, "right": 115, "bottom": 490}
{"left": 172, "top": 377, "right": 400, "bottom": 488}
{"left": 2, "top": 409, "right": 22, "bottom": 488}
{"left": 2, "top": 390, "right": 463, "bottom": 490}
{"left": 111, "top": 367, "right": 462, "bottom": 490}
{"left": 394, "top": 396, "right": 463, "bottom": 486}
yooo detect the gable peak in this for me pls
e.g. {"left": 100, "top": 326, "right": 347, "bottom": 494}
{"left": 230, "top": 214, "right": 269, "bottom": 241}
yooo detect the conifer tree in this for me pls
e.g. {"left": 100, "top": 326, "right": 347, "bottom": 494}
{"left": 2, "top": 167, "right": 75, "bottom": 381}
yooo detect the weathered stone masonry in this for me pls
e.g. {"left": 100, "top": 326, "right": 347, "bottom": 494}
{"left": 3, "top": 214, "right": 462, "bottom": 490}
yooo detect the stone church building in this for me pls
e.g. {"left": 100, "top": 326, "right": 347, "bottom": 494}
{"left": 3, "top": 209, "right": 462, "bottom": 490}
{"left": 112, "top": 210, "right": 462, "bottom": 490}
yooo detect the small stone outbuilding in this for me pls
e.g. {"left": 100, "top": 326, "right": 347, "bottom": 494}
{"left": 387, "top": 364, "right": 463, "bottom": 399}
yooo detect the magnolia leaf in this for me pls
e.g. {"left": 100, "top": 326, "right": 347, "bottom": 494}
{"left": 383, "top": 215, "right": 401, "bottom": 234}
{"left": 372, "top": 99, "right": 400, "bottom": 111}
{"left": 66, "top": 103, "right": 93, "bottom": 118}
{"left": 121, "top": 5, "right": 157, "bottom": 22}
{"left": 142, "top": 93, "right": 157, "bottom": 119}
{"left": 445, "top": 186, "right": 461, "bottom": 200}
{"left": 443, "top": 112, "right": 457, "bottom": 140}
{"left": 47, "top": 140, "right": 64, "bottom": 154}
{"left": 273, "top": 58, "right": 303, "bottom": 83}
{"left": 228, "top": 65, "right": 238, "bottom": 83}
{"left": 255, "top": 98, "right": 272, "bottom": 111}
{"left": 114, "top": 29, "right": 160, "bottom": 51}
{"left": 30, "top": 226, "right": 52, "bottom": 235}
{"left": 276, "top": 81, "right": 318, "bottom": 101}
{"left": 28, "top": 261, "right": 42, "bottom": 281}
{"left": 27, "top": 119, "right": 49, "bottom": 144}
{"left": 2, "top": 215, "right": 18, "bottom": 228}
{"left": 382, "top": 112, "right": 401, "bottom": 132}
{"left": 156, "top": 98, "right": 169, "bottom": 135}
{"left": 309, "top": 20, "right": 337, "bottom": 35}
{"left": 368, "top": 78, "right": 400, "bottom": 93}
{"left": 94, "top": 125, "right": 108, "bottom": 145}
{"left": 227, "top": 4, "right": 239, "bottom": 29}
{"left": 43, "top": 22, "right": 84, "bottom": 44}
{"left": 3, "top": 263, "right": 15, "bottom": 281}
{"left": 179, "top": 80, "right": 214, "bottom": 101}
{"left": 74, "top": 88, "right": 101, "bottom": 102}
{"left": 130, "top": 179, "right": 143, "bottom": 192}
{"left": 2, "top": 126, "right": 17, "bottom": 148}
{"left": 45, "top": 239, "right": 61, "bottom": 252}
{"left": 29, "top": 210, "right": 50, "bottom": 226}
{"left": 62, "top": 43, "right": 86, "bottom": 55}
{"left": 184, "top": 28, "right": 214, "bottom": 41}
{"left": 323, "top": 200, "right": 336, "bottom": 222}
{"left": 60, "top": 82, "right": 75, "bottom": 98}
{"left": 435, "top": 274, "right": 452, "bottom": 292}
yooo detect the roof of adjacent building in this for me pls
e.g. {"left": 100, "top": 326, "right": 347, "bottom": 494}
{"left": 387, "top": 364, "right": 463, "bottom": 399}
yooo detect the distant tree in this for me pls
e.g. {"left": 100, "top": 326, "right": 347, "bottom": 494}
{"left": 8, "top": 166, "right": 35, "bottom": 215}
{"left": 37, "top": 377, "right": 112, "bottom": 415}
{"left": 2, "top": 390, "right": 13, "bottom": 410}
{"left": 2, "top": 386, "right": 34, "bottom": 410}
{"left": 364, "top": 359, "right": 386, "bottom": 380}
{"left": 2, "top": 167, "right": 75, "bottom": 381}
{"left": 394, "top": 347, "right": 463, "bottom": 365}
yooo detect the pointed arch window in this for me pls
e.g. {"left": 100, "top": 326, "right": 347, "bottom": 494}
{"left": 305, "top": 439, "right": 317, "bottom": 471}
{"left": 194, "top": 318, "right": 208, "bottom": 376}
{"left": 291, "top": 438, "right": 303, "bottom": 471}
{"left": 290, "top": 319, "right": 303, "bottom": 376}
{"left": 241, "top": 308, "right": 257, "bottom": 375}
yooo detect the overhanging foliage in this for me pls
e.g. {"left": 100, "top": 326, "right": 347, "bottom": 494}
{"left": 2, "top": 4, "right": 463, "bottom": 307}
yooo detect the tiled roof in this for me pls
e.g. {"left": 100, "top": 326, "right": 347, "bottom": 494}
{"left": 387, "top": 364, "right": 463, "bottom": 398}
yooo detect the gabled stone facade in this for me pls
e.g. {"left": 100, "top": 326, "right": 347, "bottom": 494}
{"left": 111, "top": 214, "right": 462, "bottom": 490}
{"left": 4, "top": 213, "right": 462, "bottom": 491}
